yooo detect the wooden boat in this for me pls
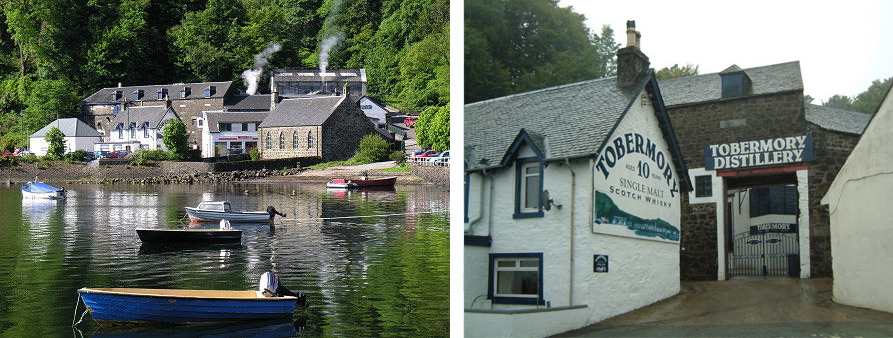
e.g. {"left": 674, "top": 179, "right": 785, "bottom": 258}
{"left": 77, "top": 288, "right": 300, "bottom": 326}
{"left": 136, "top": 228, "right": 242, "bottom": 243}
{"left": 326, "top": 176, "right": 397, "bottom": 189}
{"left": 21, "top": 182, "right": 66, "bottom": 199}
{"left": 184, "top": 201, "right": 273, "bottom": 223}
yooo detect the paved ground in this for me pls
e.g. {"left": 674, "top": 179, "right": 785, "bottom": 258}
{"left": 556, "top": 277, "right": 893, "bottom": 337}
{"left": 254, "top": 161, "right": 426, "bottom": 184}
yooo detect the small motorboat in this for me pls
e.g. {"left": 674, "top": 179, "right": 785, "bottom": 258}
{"left": 137, "top": 219, "right": 242, "bottom": 243}
{"left": 326, "top": 175, "right": 397, "bottom": 189}
{"left": 184, "top": 201, "right": 285, "bottom": 223}
{"left": 21, "top": 182, "right": 66, "bottom": 199}
{"left": 77, "top": 272, "right": 307, "bottom": 326}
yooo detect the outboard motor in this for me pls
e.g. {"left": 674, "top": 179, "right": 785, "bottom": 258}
{"left": 259, "top": 272, "right": 308, "bottom": 308}
{"left": 267, "top": 206, "right": 287, "bottom": 221}
{"left": 219, "top": 219, "right": 232, "bottom": 230}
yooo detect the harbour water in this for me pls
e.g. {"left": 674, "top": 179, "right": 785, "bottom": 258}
{"left": 0, "top": 182, "right": 449, "bottom": 336}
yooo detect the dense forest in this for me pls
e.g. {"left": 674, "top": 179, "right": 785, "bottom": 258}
{"left": 0, "top": 0, "right": 449, "bottom": 151}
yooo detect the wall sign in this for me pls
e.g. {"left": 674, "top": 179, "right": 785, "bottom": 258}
{"left": 594, "top": 255, "right": 609, "bottom": 273}
{"left": 749, "top": 223, "right": 796, "bottom": 235}
{"left": 705, "top": 135, "right": 814, "bottom": 170}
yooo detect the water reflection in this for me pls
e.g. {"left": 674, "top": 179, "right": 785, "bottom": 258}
{"left": 0, "top": 183, "right": 448, "bottom": 337}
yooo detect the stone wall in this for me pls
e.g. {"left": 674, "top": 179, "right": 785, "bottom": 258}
{"left": 80, "top": 97, "right": 224, "bottom": 148}
{"left": 408, "top": 163, "right": 449, "bottom": 186}
{"left": 258, "top": 126, "right": 322, "bottom": 159}
{"left": 321, "top": 100, "right": 378, "bottom": 161}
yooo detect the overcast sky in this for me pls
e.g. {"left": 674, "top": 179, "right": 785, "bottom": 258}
{"left": 557, "top": 0, "right": 893, "bottom": 103}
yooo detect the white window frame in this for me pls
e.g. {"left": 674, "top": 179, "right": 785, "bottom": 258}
{"left": 489, "top": 253, "right": 544, "bottom": 305}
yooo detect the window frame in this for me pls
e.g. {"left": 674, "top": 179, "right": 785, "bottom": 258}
{"left": 514, "top": 158, "right": 544, "bottom": 219}
{"left": 266, "top": 132, "right": 272, "bottom": 150}
{"left": 307, "top": 131, "right": 313, "bottom": 149}
{"left": 488, "top": 253, "right": 544, "bottom": 305}
{"left": 279, "top": 132, "right": 284, "bottom": 150}
{"left": 695, "top": 175, "right": 713, "bottom": 198}
{"left": 292, "top": 131, "right": 299, "bottom": 150}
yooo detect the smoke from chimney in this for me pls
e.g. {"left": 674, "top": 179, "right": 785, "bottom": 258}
{"left": 241, "top": 43, "right": 282, "bottom": 95}
{"left": 318, "top": 0, "right": 344, "bottom": 83}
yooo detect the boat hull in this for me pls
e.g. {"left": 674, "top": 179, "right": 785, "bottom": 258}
{"left": 327, "top": 176, "right": 397, "bottom": 189}
{"left": 136, "top": 229, "right": 242, "bottom": 243}
{"left": 184, "top": 208, "right": 270, "bottom": 223}
{"left": 78, "top": 288, "right": 297, "bottom": 325}
{"left": 21, "top": 182, "right": 65, "bottom": 199}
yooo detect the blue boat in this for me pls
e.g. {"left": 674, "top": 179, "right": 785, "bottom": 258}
{"left": 21, "top": 182, "right": 66, "bottom": 199}
{"left": 77, "top": 272, "right": 306, "bottom": 326}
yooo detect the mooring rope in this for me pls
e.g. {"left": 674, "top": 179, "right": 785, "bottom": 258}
{"left": 277, "top": 210, "right": 447, "bottom": 222}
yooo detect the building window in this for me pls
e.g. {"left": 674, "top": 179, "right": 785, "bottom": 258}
{"left": 514, "top": 160, "right": 543, "bottom": 218}
{"left": 266, "top": 132, "right": 271, "bottom": 150}
{"left": 218, "top": 123, "right": 232, "bottom": 131}
{"left": 113, "top": 106, "right": 120, "bottom": 116}
{"left": 695, "top": 175, "right": 712, "bottom": 198}
{"left": 307, "top": 132, "right": 313, "bottom": 149}
{"left": 143, "top": 122, "right": 149, "bottom": 138}
{"left": 205, "top": 86, "right": 215, "bottom": 97}
{"left": 489, "top": 253, "right": 544, "bottom": 305}
{"left": 129, "top": 123, "right": 136, "bottom": 139}
{"left": 242, "top": 122, "right": 250, "bottom": 132}
{"left": 750, "top": 186, "right": 797, "bottom": 217}
{"left": 279, "top": 133, "right": 284, "bottom": 149}
{"left": 96, "top": 123, "right": 103, "bottom": 132}
{"left": 117, "top": 125, "right": 123, "bottom": 139}
{"left": 179, "top": 87, "right": 190, "bottom": 98}
{"left": 156, "top": 89, "right": 166, "bottom": 100}
{"left": 292, "top": 131, "right": 298, "bottom": 150}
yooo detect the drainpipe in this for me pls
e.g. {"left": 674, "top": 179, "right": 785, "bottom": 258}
{"left": 466, "top": 169, "right": 490, "bottom": 234}
{"left": 565, "top": 158, "right": 576, "bottom": 306}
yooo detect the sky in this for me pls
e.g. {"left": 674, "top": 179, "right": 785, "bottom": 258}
{"left": 557, "top": 0, "right": 893, "bottom": 103}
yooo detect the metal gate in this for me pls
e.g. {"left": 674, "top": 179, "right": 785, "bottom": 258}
{"left": 728, "top": 232, "right": 799, "bottom": 277}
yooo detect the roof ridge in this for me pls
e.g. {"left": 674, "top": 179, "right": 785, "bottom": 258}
{"left": 465, "top": 77, "right": 616, "bottom": 107}
{"left": 662, "top": 60, "right": 801, "bottom": 82}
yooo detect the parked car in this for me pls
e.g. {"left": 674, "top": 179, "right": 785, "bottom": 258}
{"left": 428, "top": 150, "right": 450, "bottom": 164}
{"left": 83, "top": 152, "right": 96, "bottom": 161}
{"left": 404, "top": 116, "right": 418, "bottom": 127}
{"left": 414, "top": 150, "right": 438, "bottom": 158}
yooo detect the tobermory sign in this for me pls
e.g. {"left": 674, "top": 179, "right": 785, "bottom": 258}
{"left": 705, "top": 135, "right": 814, "bottom": 170}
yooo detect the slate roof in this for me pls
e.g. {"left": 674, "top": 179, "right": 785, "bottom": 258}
{"left": 31, "top": 118, "right": 102, "bottom": 138}
{"left": 259, "top": 96, "right": 346, "bottom": 128}
{"left": 659, "top": 61, "right": 803, "bottom": 107}
{"left": 464, "top": 76, "right": 642, "bottom": 169}
{"left": 83, "top": 81, "right": 233, "bottom": 103}
{"left": 110, "top": 106, "right": 177, "bottom": 129}
{"left": 271, "top": 68, "right": 366, "bottom": 83}
{"left": 205, "top": 112, "right": 270, "bottom": 133}
{"left": 805, "top": 104, "right": 871, "bottom": 135}
{"left": 224, "top": 94, "right": 273, "bottom": 111}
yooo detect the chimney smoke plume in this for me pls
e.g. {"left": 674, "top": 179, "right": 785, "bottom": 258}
{"left": 241, "top": 43, "right": 282, "bottom": 95}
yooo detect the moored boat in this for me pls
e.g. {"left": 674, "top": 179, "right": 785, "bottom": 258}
{"left": 21, "top": 182, "right": 66, "bottom": 199}
{"left": 136, "top": 228, "right": 242, "bottom": 243}
{"left": 326, "top": 176, "right": 397, "bottom": 189}
{"left": 184, "top": 201, "right": 283, "bottom": 223}
{"left": 77, "top": 272, "right": 307, "bottom": 326}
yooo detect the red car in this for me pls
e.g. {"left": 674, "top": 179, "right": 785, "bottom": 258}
{"left": 404, "top": 116, "right": 418, "bottom": 127}
{"left": 415, "top": 150, "right": 438, "bottom": 158}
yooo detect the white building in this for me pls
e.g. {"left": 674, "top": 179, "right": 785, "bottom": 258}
{"left": 199, "top": 111, "right": 267, "bottom": 157}
{"left": 463, "top": 27, "right": 693, "bottom": 337}
{"left": 359, "top": 96, "right": 390, "bottom": 129}
{"left": 96, "top": 106, "right": 180, "bottom": 152}
{"left": 821, "top": 85, "right": 893, "bottom": 313}
{"left": 29, "top": 118, "right": 103, "bottom": 156}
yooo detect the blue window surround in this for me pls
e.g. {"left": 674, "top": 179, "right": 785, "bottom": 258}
{"left": 464, "top": 171, "right": 470, "bottom": 222}
{"left": 513, "top": 157, "right": 544, "bottom": 219}
{"left": 488, "top": 252, "right": 545, "bottom": 305}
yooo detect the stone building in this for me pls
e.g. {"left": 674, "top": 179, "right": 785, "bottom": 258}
{"left": 463, "top": 22, "right": 692, "bottom": 337}
{"left": 822, "top": 85, "right": 893, "bottom": 314}
{"left": 270, "top": 68, "right": 366, "bottom": 102}
{"left": 258, "top": 95, "right": 377, "bottom": 161}
{"left": 659, "top": 62, "right": 871, "bottom": 280}
{"left": 80, "top": 81, "right": 236, "bottom": 150}
{"left": 100, "top": 106, "right": 180, "bottom": 152}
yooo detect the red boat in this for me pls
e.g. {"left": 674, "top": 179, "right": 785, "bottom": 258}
{"left": 327, "top": 176, "right": 397, "bottom": 189}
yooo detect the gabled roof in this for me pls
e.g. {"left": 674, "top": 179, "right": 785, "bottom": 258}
{"left": 659, "top": 61, "right": 803, "bottom": 106}
{"left": 31, "top": 118, "right": 102, "bottom": 138}
{"left": 205, "top": 112, "right": 270, "bottom": 132}
{"left": 259, "top": 96, "right": 346, "bottom": 128}
{"left": 271, "top": 68, "right": 366, "bottom": 83}
{"left": 805, "top": 104, "right": 871, "bottom": 135}
{"left": 110, "top": 106, "right": 178, "bottom": 129}
{"left": 83, "top": 81, "right": 233, "bottom": 103}
{"left": 224, "top": 94, "right": 274, "bottom": 111}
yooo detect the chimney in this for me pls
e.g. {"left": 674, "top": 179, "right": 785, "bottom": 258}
{"left": 270, "top": 84, "right": 279, "bottom": 110}
{"left": 616, "top": 20, "right": 650, "bottom": 88}
{"left": 343, "top": 83, "right": 350, "bottom": 97}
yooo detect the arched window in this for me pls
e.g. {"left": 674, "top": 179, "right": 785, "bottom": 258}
{"left": 293, "top": 131, "right": 299, "bottom": 150}
{"left": 307, "top": 131, "right": 313, "bottom": 149}
{"left": 279, "top": 132, "right": 284, "bottom": 149}
{"left": 266, "top": 132, "right": 271, "bottom": 149}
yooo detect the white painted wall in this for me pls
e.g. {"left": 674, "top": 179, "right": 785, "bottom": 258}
{"left": 359, "top": 97, "right": 388, "bottom": 128}
{"left": 824, "top": 89, "right": 893, "bottom": 313}
{"left": 29, "top": 136, "right": 101, "bottom": 156}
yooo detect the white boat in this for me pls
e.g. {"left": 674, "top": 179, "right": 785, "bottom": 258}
{"left": 21, "top": 182, "right": 66, "bottom": 199}
{"left": 184, "top": 201, "right": 283, "bottom": 223}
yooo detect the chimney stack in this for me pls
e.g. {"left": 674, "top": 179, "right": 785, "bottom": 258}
{"left": 270, "top": 78, "right": 279, "bottom": 110}
{"left": 616, "top": 20, "right": 650, "bottom": 88}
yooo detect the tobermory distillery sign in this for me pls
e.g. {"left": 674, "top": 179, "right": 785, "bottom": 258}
{"left": 705, "top": 135, "right": 814, "bottom": 170}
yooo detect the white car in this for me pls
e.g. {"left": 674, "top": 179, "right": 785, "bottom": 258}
{"left": 428, "top": 150, "right": 450, "bottom": 164}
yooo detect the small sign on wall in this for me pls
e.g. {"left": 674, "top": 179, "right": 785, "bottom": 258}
{"left": 594, "top": 255, "right": 609, "bottom": 273}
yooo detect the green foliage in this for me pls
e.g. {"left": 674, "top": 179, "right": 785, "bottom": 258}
{"left": 389, "top": 150, "right": 406, "bottom": 165}
{"left": 128, "top": 148, "right": 169, "bottom": 166}
{"left": 465, "top": 0, "right": 615, "bottom": 103}
{"left": 249, "top": 146, "right": 260, "bottom": 161}
{"left": 0, "top": 154, "right": 15, "bottom": 167}
{"left": 822, "top": 94, "right": 852, "bottom": 110}
{"left": 656, "top": 64, "right": 700, "bottom": 80}
{"left": 414, "top": 103, "right": 449, "bottom": 151}
{"left": 348, "top": 134, "right": 391, "bottom": 165}
{"left": 162, "top": 119, "right": 189, "bottom": 160}
{"left": 849, "top": 77, "right": 893, "bottom": 114}
{"left": 64, "top": 150, "right": 88, "bottom": 163}
{"left": 44, "top": 127, "right": 65, "bottom": 160}
{"left": 374, "top": 164, "right": 411, "bottom": 173}
{"left": 804, "top": 95, "right": 815, "bottom": 104}
{"left": 17, "top": 154, "right": 39, "bottom": 164}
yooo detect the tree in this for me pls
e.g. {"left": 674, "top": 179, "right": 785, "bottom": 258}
{"left": 656, "top": 64, "right": 699, "bottom": 80}
{"left": 822, "top": 94, "right": 852, "bottom": 110}
{"left": 591, "top": 25, "right": 620, "bottom": 76}
{"left": 415, "top": 103, "right": 449, "bottom": 151}
{"left": 350, "top": 134, "right": 391, "bottom": 164}
{"left": 44, "top": 127, "right": 65, "bottom": 160}
{"left": 849, "top": 77, "right": 893, "bottom": 114}
{"left": 162, "top": 119, "right": 188, "bottom": 160}
{"left": 804, "top": 95, "right": 814, "bottom": 104}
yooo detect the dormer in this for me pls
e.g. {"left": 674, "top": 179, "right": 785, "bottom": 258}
{"left": 132, "top": 89, "right": 144, "bottom": 101}
{"left": 156, "top": 89, "right": 167, "bottom": 100}
{"left": 720, "top": 65, "right": 752, "bottom": 99}
{"left": 179, "top": 87, "right": 191, "bottom": 99}
{"left": 205, "top": 86, "right": 216, "bottom": 97}
{"left": 111, "top": 90, "right": 123, "bottom": 101}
